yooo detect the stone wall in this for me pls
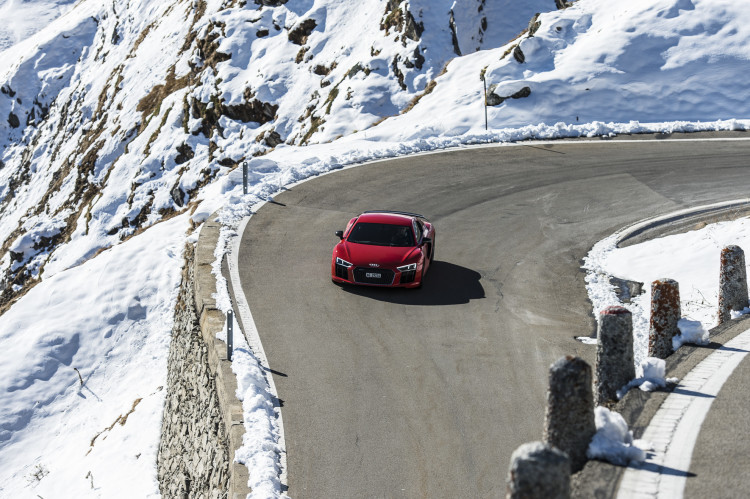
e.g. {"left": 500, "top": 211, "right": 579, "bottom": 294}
{"left": 157, "top": 214, "right": 250, "bottom": 498}
{"left": 157, "top": 244, "right": 229, "bottom": 498}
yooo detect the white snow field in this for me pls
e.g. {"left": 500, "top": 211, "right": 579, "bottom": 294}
{"left": 0, "top": 0, "right": 749, "bottom": 496}
{"left": 0, "top": 0, "right": 78, "bottom": 51}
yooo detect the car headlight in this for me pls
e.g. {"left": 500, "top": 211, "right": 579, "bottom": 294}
{"left": 336, "top": 257, "right": 353, "bottom": 268}
{"left": 397, "top": 263, "right": 417, "bottom": 272}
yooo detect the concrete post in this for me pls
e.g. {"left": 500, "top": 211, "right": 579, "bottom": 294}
{"left": 718, "top": 245, "right": 749, "bottom": 324}
{"left": 506, "top": 441, "right": 570, "bottom": 499}
{"left": 544, "top": 356, "right": 596, "bottom": 473}
{"left": 648, "top": 278, "right": 681, "bottom": 359}
{"left": 595, "top": 306, "right": 635, "bottom": 405}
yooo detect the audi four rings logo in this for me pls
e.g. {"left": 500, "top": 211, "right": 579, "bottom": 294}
{"left": 369, "top": 263, "right": 380, "bottom": 267}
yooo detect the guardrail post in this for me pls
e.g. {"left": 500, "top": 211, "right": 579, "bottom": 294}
{"left": 648, "top": 278, "right": 680, "bottom": 359}
{"left": 227, "top": 310, "right": 234, "bottom": 361}
{"left": 544, "top": 356, "right": 596, "bottom": 472}
{"left": 718, "top": 245, "right": 749, "bottom": 324}
{"left": 595, "top": 306, "right": 635, "bottom": 405}
{"left": 507, "top": 441, "right": 570, "bottom": 499}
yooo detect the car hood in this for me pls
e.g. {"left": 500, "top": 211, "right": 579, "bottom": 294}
{"left": 338, "top": 242, "right": 419, "bottom": 267}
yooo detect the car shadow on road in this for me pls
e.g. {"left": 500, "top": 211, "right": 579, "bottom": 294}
{"left": 340, "top": 261, "right": 485, "bottom": 305}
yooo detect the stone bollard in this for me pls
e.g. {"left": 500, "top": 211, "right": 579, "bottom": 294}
{"left": 648, "top": 278, "right": 681, "bottom": 359}
{"left": 718, "top": 245, "right": 749, "bottom": 324}
{"left": 595, "top": 306, "right": 635, "bottom": 405}
{"left": 506, "top": 441, "right": 570, "bottom": 499}
{"left": 544, "top": 356, "right": 596, "bottom": 473}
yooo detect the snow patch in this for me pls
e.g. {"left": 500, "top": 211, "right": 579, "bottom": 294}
{"left": 587, "top": 407, "right": 649, "bottom": 466}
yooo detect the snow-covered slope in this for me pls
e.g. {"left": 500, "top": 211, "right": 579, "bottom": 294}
{"left": 1, "top": 0, "right": 749, "bottom": 496}
{"left": 0, "top": 0, "right": 78, "bottom": 51}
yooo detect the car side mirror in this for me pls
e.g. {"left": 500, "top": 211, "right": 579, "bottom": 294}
{"left": 335, "top": 230, "right": 344, "bottom": 239}
{"left": 422, "top": 237, "right": 432, "bottom": 244}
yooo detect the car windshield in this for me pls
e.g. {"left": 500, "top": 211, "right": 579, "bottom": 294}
{"left": 347, "top": 222, "right": 415, "bottom": 247}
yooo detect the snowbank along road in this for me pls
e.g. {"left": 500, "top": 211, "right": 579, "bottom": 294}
{"left": 235, "top": 134, "right": 750, "bottom": 497}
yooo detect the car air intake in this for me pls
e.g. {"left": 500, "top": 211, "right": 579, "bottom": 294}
{"left": 353, "top": 267, "right": 395, "bottom": 285}
{"left": 335, "top": 263, "right": 349, "bottom": 279}
{"left": 400, "top": 270, "right": 416, "bottom": 284}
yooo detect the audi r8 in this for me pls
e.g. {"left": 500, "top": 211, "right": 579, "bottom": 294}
{"left": 331, "top": 211, "right": 435, "bottom": 288}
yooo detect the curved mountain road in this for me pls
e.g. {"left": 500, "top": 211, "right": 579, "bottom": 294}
{"left": 235, "top": 133, "right": 750, "bottom": 498}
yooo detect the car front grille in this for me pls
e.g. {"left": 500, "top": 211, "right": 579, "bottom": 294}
{"left": 353, "top": 267, "right": 395, "bottom": 285}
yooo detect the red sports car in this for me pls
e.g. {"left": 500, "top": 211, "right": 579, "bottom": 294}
{"left": 331, "top": 210, "right": 435, "bottom": 288}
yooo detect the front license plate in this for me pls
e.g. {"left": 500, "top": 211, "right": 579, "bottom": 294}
{"left": 366, "top": 272, "right": 381, "bottom": 279}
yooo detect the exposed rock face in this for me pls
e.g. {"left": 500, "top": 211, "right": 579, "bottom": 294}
{"left": 609, "top": 276, "right": 644, "bottom": 303}
{"left": 157, "top": 245, "right": 230, "bottom": 498}
{"left": 381, "top": 0, "right": 424, "bottom": 42}
{"left": 486, "top": 85, "right": 531, "bottom": 106}
{"left": 189, "top": 92, "right": 278, "bottom": 139}
{"left": 175, "top": 142, "right": 195, "bottom": 165}
{"left": 288, "top": 19, "right": 317, "bottom": 45}
{"left": 449, "top": 10, "right": 462, "bottom": 56}
{"left": 7, "top": 112, "right": 19, "bottom": 128}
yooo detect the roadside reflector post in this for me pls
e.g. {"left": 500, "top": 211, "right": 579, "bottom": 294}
{"left": 507, "top": 441, "right": 570, "bottom": 499}
{"left": 481, "top": 73, "right": 488, "bottom": 131}
{"left": 227, "top": 310, "right": 234, "bottom": 361}
{"left": 242, "top": 161, "right": 248, "bottom": 195}
{"left": 718, "top": 245, "right": 749, "bottom": 324}
{"left": 543, "top": 356, "right": 596, "bottom": 473}
{"left": 595, "top": 306, "right": 635, "bottom": 405}
{"left": 648, "top": 278, "right": 680, "bottom": 359}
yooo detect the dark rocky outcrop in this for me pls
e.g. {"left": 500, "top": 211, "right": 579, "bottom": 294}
{"left": 264, "top": 130, "right": 283, "bottom": 148}
{"left": 449, "top": 10, "right": 461, "bottom": 56}
{"left": 288, "top": 19, "right": 317, "bottom": 45}
{"left": 381, "top": 0, "right": 423, "bottom": 42}
{"left": 8, "top": 112, "right": 20, "bottom": 128}
{"left": 222, "top": 99, "right": 278, "bottom": 124}
{"left": 175, "top": 142, "right": 195, "bottom": 165}
{"left": 486, "top": 85, "right": 532, "bottom": 106}
{"left": 1, "top": 84, "right": 15, "bottom": 97}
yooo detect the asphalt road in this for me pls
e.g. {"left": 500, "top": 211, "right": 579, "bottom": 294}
{"left": 236, "top": 133, "right": 750, "bottom": 498}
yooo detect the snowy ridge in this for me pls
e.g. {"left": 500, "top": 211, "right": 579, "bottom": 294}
{"left": 1, "top": 0, "right": 750, "bottom": 496}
